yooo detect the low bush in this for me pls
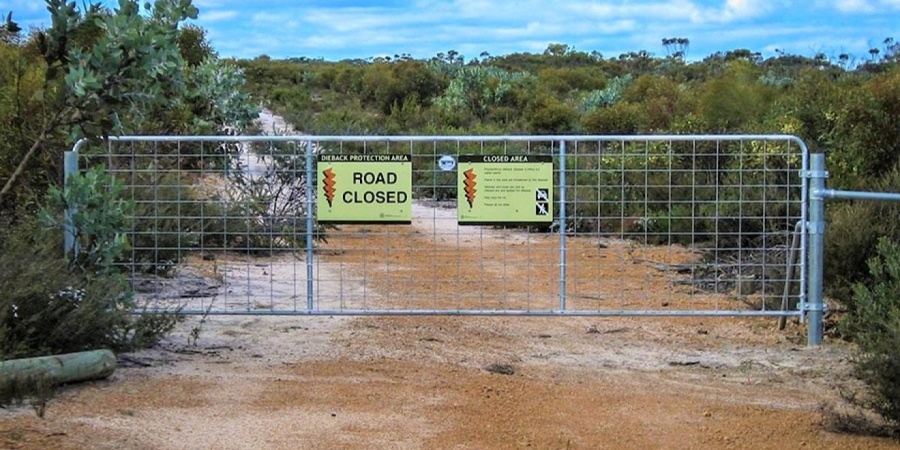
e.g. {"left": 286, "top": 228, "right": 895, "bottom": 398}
{"left": 0, "top": 218, "right": 176, "bottom": 359}
{"left": 1, "top": 168, "right": 179, "bottom": 360}
{"left": 826, "top": 165, "right": 900, "bottom": 310}
{"left": 840, "top": 237, "right": 900, "bottom": 431}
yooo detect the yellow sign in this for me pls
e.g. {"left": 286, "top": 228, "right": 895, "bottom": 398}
{"left": 318, "top": 154, "right": 412, "bottom": 223}
{"left": 458, "top": 155, "right": 553, "bottom": 224}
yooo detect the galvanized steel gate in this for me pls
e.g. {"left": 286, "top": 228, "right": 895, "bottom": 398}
{"left": 68, "top": 135, "right": 827, "bottom": 341}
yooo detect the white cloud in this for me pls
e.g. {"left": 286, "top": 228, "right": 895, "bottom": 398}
{"left": 822, "top": 0, "right": 900, "bottom": 11}
{"left": 201, "top": 10, "right": 239, "bottom": 22}
{"left": 181, "top": 0, "right": 897, "bottom": 61}
{"left": 303, "top": 8, "right": 412, "bottom": 32}
{"left": 719, "top": 0, "right": 773, "bottom": 20}
{"left": 834, "top": 0, "right": 876, "bottom": 12}
{"left": 250, "top": 12, "right": 283, "bottom": 24}
{"left": 565, "top": 0, "right": 773, "bottom": 25}
{"left": 569, "top": 1, "right": 701, "bottom": 22}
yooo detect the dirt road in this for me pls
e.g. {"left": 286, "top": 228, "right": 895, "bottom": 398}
{"left": 2, "top": 113, "right": 895, "bottom": 448}
{"left": 1, "top": 218, "right": 897, "bottom": 449}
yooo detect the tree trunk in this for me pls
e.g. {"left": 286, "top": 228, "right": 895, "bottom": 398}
{"left": 0, "top": 133, "right": 47, "bottom": 204}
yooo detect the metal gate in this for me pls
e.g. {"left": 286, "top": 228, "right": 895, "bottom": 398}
{"left": 67, "top": 135, "right": 811, "bottom": 330}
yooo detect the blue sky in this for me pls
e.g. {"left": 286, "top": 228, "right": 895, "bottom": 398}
{"left": 3, "top": 0, "right": 899, "bottom": 62}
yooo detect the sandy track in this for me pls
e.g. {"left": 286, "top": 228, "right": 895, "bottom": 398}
{"left": 2, "top": 114, "right": 894, "bottom": 449}
{"left": 0, "top": 211, "right": 894, "bottom": 449}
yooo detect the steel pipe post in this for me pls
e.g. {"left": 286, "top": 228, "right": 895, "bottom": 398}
{"left": 806, "top": 154, "right": 827, "bottom": 346}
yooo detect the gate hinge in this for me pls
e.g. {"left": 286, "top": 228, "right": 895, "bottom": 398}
{"left": 806, "top": 221, "right": 825, "bottom": 235}
{"left": 801, "top": 302, "right": 828, "bottom": 313}
{"left": 800, "top": 169, "right": 829, "bottom": 179}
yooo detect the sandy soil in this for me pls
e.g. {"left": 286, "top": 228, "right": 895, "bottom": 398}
{"left": 2, "top": 114, "right": 897, "bottom": 449}
{"left": 1, "top": 206, "right": 898, "bottom": 450}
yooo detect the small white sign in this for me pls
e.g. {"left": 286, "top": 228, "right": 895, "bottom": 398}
{"left": 438, "top": 155, "right": 457, "bottom": 171}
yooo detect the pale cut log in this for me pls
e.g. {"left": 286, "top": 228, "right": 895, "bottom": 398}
{"left": 0, "top": 349, "right": 116, "bottom": 385}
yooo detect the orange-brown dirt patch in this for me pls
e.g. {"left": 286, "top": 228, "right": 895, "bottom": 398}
{"left": 1, "top": 218, "right": 897, "bottom": 449}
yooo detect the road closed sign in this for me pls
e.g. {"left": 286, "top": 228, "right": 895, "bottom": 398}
{"left": 318, "top": 154, "right": 412, "bottom": 223}
{"left": 457, "top": 155, "right": 553, "bottom": 224}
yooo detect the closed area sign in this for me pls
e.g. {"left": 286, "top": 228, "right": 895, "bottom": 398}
{"left": 458, "top": 155, "right": 553, "bottom": 224}
{"left": 318, "top": 154, "right": 412, "bottom": 223}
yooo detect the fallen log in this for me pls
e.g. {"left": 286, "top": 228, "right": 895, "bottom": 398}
{"left": 0, "top": 349, "right": 116, "bottom": 386}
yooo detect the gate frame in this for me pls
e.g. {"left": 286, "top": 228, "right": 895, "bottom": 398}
{"left": 66, "top": 134, "right": 883, "bottom": 347}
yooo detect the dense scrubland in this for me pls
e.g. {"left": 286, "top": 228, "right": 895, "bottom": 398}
{"left": 2, "top": 0, "right": 900, "bottom": 432}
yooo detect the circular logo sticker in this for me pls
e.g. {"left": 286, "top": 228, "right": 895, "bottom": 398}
{"left": 437, "top": 155, "right": 457, "bottom": 171}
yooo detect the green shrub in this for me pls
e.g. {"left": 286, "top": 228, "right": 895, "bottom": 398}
{"left": 42, "top": 166, "right": 133, "bottom": 274}
{"left": 525, "top": 95, "right": 577, "bottom": 134}
{"left": 826, "top": 165, "right": 900, "bottom": 308}
{"left": 581, "top": 102, "right": 645, "bottom": 134}
{"left": 841, "top": 237, "right": 900, "bottom": 430}
{"left": 0, "top": 167, "right": 179, "bottom": 360}
{"left": 826, "top": 66, "right": 900, "bottom": 189}
{"left": 0, "top": 218, "right": 176, "bottom": 359}
{"left": 0, "top": 220, "right": 119, "bottom": 358}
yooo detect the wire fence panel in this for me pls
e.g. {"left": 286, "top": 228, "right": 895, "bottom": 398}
{"left": 75, "top": 135, "right": 807, "bottom": 317}
{"left": 312, "top": 138, "right": 561, "bottom": 314}
{"left": 562, "top": 138, "right": 806, "bottom": 316}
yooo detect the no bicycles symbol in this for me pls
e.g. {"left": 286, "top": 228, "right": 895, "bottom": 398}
{"left": 535, "top": 188, "right": 550, "bottom": 215}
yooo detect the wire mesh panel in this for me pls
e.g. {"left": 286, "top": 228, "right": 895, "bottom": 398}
{"left": 78, "top": 135, "right": 807, "bottom": 317}
{"left": 562, "top": 138, "right": 806, "bottom": 316}
{"left": 312, "top": 138, "right": 561, "bottom": 313}
{"left": 78, "top": 137, "right": 310, "bottom": 315}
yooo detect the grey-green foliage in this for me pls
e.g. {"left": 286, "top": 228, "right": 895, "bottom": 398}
{"left": 0, "top": 166, "right": 179, "bottom": 359}
{"left": 426, "top": 59, "right": 465, "bottom": 78}
{"left": 56, "top": 0, "right": 259, "bottom": 138}
{"left": 59, "top": 0, "right": 198, "bottom": 138}
{"left": 0, "top": 211, "right": 176, "bottom": 361}
{"left": 433, "top": 65, "right": 535, "bottom": 118}
{"left": 758, "top": 71, "right": 794, "bottom": 87}
{"left": 189, "top": 57, "right": 261, "bottom": 133}
{"left": 842, "top": 237, "right": 900, "bottom": 429}
{"left": 580, "top": 74, "right": 633, "bottom": 112}
{"left": 0, "top": 1, "right": 222, "bottom": 206}
{"left": 0, "top": 219, "right": 179, "bottom": 358}
{"left": 41, "top": 166, "right": 133, "bottom": 274}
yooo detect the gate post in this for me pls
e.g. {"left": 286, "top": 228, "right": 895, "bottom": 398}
{"left": 806, "top": 153, "right": 827, "bottom": 346}
{"left": 305, "top": 140, "right": 315, "bottom": 311}
{"left": 558, "top": 140, "right": 567, "bottom": 311}
{"left": 63, "top": 149, "right": 79, "bottom": 258}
